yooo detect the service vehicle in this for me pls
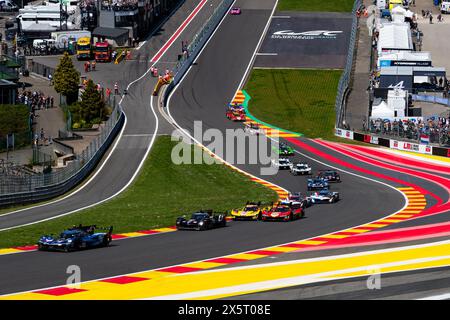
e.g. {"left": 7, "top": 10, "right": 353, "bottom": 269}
{"left": 76, "top": 37, "right": 91, "bottom": 60}
{"left": 95, "top": 41, "right": 112, "bottom": 62}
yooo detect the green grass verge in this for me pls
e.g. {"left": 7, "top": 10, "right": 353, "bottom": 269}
{"left": 277, "top": 0, "right": 355, "bottom": 12}
{"left": 0, "top": 135, "right": 277, "bottom": 248}
{"left": 245, "top": 68, "right": 342, "bottom": 141}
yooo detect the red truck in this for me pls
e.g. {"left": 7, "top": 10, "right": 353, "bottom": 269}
{"left": 94, "top": 41, "right": 112, "bottom": 62}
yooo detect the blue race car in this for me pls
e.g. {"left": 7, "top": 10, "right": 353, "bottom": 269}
{"left": 310, "top": 189, "right": 340, "bottom": 204}
{"left": 307, "top": 178, "right": 329, "bottom": 191}
{"left": 38, "top": 225, "right": 113, "bottom": 252}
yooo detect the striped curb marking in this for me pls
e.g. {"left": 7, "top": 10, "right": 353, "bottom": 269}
{"left": 4, "top": 187, "right": 429, "bottom": 299}
{"left": 236, "top": 90, "right": 301, "bottom": 138}
{"left": 0, "top": 226, "right": 178, "bottom": 257}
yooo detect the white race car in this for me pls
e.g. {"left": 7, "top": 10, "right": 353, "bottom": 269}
{"left": 290, "top": 162, "right": 312, "bottom": 175}
{"left": 244, "top": 122, "right": 263, "bottom": 135}
{"left": 310, "top": 189, "right": 340, "bottom": 204}
{"left": 271, "top": 158, "right": 292, "bottom": 170}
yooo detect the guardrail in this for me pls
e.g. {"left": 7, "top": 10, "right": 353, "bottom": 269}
{"left": 0, "top": 0, "right": 231, "bottom": 206}
{"left": 170, "top": 0, "right": 234, "bottom": 85}
{"left": 0, "top": 104, "right": 124, "bottom": 206}
{"left": 335, "top": 0, "right": 362, "bottom": 128}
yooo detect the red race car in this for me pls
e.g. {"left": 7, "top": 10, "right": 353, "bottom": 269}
{"left": 226, "top": 106, "right": 246, "bottom": 121}
{"left": 261, "top": 202, "right": 305, "bottom": 222}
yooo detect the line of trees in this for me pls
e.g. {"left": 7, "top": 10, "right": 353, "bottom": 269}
{"left": 54, "top": 52, "right": 110, "bottom": 129}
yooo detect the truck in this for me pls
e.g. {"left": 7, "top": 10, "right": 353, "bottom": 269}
{"left": 94, "top": 41, "right": 112, "bottom": 62}
{"left": 76, "top": 37, "right": 91, "bottom": 60}
{"left": 50, "top": 30, "right": 91, "bottom": 50}
{"left": 442, "top": 1, "right": 450, "bottom": 13}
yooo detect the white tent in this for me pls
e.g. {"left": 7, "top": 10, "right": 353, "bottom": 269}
{"left": 377, "top": 22, "right": 413, "bottom": 55}
{"left": 371, "top": 101, "right": 394, "bottom": 119}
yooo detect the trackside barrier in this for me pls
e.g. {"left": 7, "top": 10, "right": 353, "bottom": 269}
{"left": 0, "top": 105, "right": 125, "bottom": 207}
{"left": 0, "top": 0, "right": 232, "bottom": 206}
{"left": 335, "top": 127, "right": 450, "bottom": 158}
{"left": 335, "top": 0, "right": 362, "bottom": 128}
{"left": 170, "top": 0, "right": 234, "bottom": 86}
{"left": 114, "top": 50, "right": 127, "bottom": 64}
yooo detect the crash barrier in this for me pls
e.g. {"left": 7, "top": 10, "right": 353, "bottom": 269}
{"left": 171, "top": 0, "right": 234, "bottom": 85}
{"left": 0, "top": 103, "right": 124, "bottom": 207}
{"left": 412, "top": 94, "right": 450, "bottom": 106}
{"left": 335, "top": 127, "right": 450, "bottom": 158}
{"left": 335, "top": 0, "right": 362, "bottom": 128}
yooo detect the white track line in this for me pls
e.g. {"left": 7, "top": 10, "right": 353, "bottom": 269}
{"left": 0, "top": 0, "right": 411, "bottom": 296}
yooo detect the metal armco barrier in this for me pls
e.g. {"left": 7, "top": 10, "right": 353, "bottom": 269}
{"left": 0, "top": 0, "right": 232, "bottom": 206}
{"left": 335, "top": 0, "right": 362, "bottom": 128}
{"left": 171, "top": 0, "right": 234, "bottom": 85}
{"left": 0, "top": 106, "right": 124, "bottom": 206}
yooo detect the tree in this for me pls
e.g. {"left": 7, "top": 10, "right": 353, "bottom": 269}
{"left": 71, "top": 79, "right": 107, "bottom": 127}
{"left": 54, "top": 52, "right": 80, "bottom": 104}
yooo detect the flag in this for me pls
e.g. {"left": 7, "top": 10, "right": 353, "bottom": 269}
{"left": 420, "top": 134, "right": 429, "bottom": 145}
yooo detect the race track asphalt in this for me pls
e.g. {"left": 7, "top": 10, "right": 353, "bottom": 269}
{"left": 0, "top": 0, "right": 223, "bottom": 230}
{"left": 0, "top": 0, "right": 443, "bottom": 296}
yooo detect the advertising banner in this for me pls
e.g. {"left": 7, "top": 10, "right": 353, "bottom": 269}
{"left": 390, "top": 139, "right": 433, "bottom": 154}
{"left": 335, "top": 128, "right": 353, "bottom": 140}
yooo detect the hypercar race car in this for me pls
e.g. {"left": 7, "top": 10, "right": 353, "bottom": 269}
{"left": 261, "top": 202, "right": 305, "bottom": 222}
{"left": 290, "top": 162, "right": 312, "bottom": 175}
{"left": 282, "top": 192, "right": 312, "bottom": 208}
{"left": 273, "top": 143, "right": 295, "bottom": 156}
{"left": 310, "top": 189, "right": 340, "bottom": 204}
{"left": 38, "top": 225, "right": 113, "bottom": 252}
{"left": 226, "top": 105, "right": 246, "bottom": 121}
{"left": 271, "top": 158, "right": 292, "bottom": 170}
{"left": 244, "top": 122, "right": 263, "bottom": 135}
{"left": 229, "top": 7, "right": 241, "bottom": 15}
{"left": 176, "top": 210, "right": 227, "bottom": 231}
{"left": 318, "top": 170, "right": 341, "bottom": 183}
{"left": 307, "top": 178, "right": 329, "bottom": 190}
{"left": 230, "top": 201, "right": 269, "bottom": 220}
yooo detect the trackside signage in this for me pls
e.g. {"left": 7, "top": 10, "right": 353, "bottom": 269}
{"left": 335, "top": 128, "right": 354, "bottom": 140}
{"left": 390, "top": 140, "right": 433, "bottom": 154}
{"left": 271, "top": 30, "right": 343, "bottom": 40}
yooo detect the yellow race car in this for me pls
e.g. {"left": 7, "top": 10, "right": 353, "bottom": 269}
{"left": 230, "top": 202, "right": 272, "bottom": 221}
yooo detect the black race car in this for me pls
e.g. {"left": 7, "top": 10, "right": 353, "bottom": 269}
{"left": 176, "top": 210, "right": 227, "bottom": 231}
{"left": 318, "top": 170, "right": 341, "bottom": 183}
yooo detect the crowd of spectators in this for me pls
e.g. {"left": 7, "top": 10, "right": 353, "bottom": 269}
{"left": 365, "top": 116, "right": 450, "bottom": 145}
{"left": 18, "top": 90, "right": 54, "bottom": 111}
{"left": 101, "top": 0, "right": 138, "bottom": 11}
